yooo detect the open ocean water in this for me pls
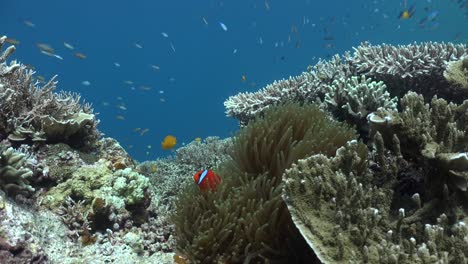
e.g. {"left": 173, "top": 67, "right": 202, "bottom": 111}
{"left": 1, "top": 0, "right": 467, "bottom": 161}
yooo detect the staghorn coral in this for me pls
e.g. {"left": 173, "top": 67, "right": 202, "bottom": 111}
{"left": 0, "top": 146, "right": 35, "bottom": 196}
{"left": 225, "top": 42, "right": 468, "bottom": 124}
{"left": 56, "top": 196, "right": 92, "bottom": 241}
{"left": 173, "top": 102, "right": 357, "bottom": 263}
{"left": 444, "top": 56, "right": 468, "bottom": 89}
{"left": 0, "top": 36, "right": 100, "bottom": 148}
{"left": 351, "top": 42, "right": 467, "bottom": 79}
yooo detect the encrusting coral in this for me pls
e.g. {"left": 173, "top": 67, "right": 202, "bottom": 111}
{"left": 0, "top": 36, "right": 100, "bottom": 149}
{"left": 42, "top": 161, "right": 151, "bottom": 235}
{"left": 173, "top": 102, "right": 357, "bottom": 263}
{"left": 444, "top": 56, "right": 468, "bottom": 89}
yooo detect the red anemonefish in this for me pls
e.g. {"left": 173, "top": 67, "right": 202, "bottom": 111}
{"left": 193, "top": 169, "right": 221, "bottom": 191}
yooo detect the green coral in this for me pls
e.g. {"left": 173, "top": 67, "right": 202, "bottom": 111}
{"left": 444, "top": 56, "right": 468, "bottom": 89}
{"left": 173, "top": 102, "right": 357, "bottom": 263}
{"left": 43, "top": 162, "right": 149, "bottom": 210}
{"left": 111, "top": 168, "right": 149, "bottom": 206}
{"left": 0, "top": 146, "right": 35, "bottom": 196}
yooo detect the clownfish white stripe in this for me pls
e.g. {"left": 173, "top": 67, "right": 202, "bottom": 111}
{"left": 198, "top": 170, "right": 209, "bottom": 185}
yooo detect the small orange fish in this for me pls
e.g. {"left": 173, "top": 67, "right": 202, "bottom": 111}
{"left": 161, "top": 135, "right": 176, "bottom": 150}
{"left": 74, "top": 52, "right": 87, "bottom": 59}
{"left": 193, "top": 169, "right": 221, "bottom": 192}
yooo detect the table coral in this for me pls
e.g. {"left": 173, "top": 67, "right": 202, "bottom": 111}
{"left": 225, "top": 42, "right": 468, "bottom": 125}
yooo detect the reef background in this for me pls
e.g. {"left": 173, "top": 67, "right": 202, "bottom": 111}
{"left": 1, "top": 0, "right": 466, "bottom": 161}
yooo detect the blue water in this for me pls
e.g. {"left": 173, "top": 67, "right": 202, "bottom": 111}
{"left": 1, "top": 0, "right": 466, "bottom": 161}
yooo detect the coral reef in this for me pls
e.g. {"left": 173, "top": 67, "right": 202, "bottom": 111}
{"left": 175, "top": 136, "right": 232, "bottom": 170}
{"left": 351, "top": 42, "right": 466, "bottom": 79}
{"left": 221, "top": 41, "right": 467, "bottom": 263}
{"left": 0, "top": 36, "right": 101, "bottom": 149}
{"left": 323, "top": 75, "right": 397, "bottom": 136}
{"left": 173, "top": 103, "right": 357, "bottom": 263}
{"left": 282, "top": 139, "right": 468, "bottom": 263}
{"left": 225, "top": 42, "right": 468, "bottom": 124}
{"left": 352, "top": 42, "right": 468, "bottom": 102}
{"left": 0, "top": 191, "right": 174, "bottom": 264}
{"left": 42, "top": 161, "right": 150, "bottom": 233}
{"left": 369, "top": 92, "right": 468, "bottom": 200}
{"left": 444, "top": 56, "right": 468, "bottom": 89}
{"left": 2, "top": 32, "right": 467, "bottom": 263}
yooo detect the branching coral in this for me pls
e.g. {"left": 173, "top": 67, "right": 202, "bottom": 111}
{"left": 0, "top": 36, "right": 100, "bottom": 148}
{"left": 351, "top": 41, "right": 468, "bottom": 102}
{"left": 56, "top": 196, "right": 92, "bottom": 241}
{"left": 323, "top": 75, "right": 397, "bottom": 132}
{"left": 369, "top": 92, "right": 468, "bottom": 198}
{"left": 352, "top": 42, "right": 467, "bottom": 79}
{"left": 173, "top": 102, "right": 357, "bottom": 263}
{"left": 0, "top": 146, "right": 35, "bottom": 196}
{"left": 224, "top": 54, "right": 355, "bottom": 124}
{"left": 283, "top": 139, "right": 468, "bottom": 263}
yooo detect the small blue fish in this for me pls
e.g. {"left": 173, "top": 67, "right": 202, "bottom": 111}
{"left": 219, "top": 22, "right": 228, "bottom": 31}
{"left": 426, "top": 10, "right": 440, "bottom": 21}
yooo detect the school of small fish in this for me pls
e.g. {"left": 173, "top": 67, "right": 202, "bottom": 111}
{"left": 9, "top": 0, "right": 466, "bottom": 161}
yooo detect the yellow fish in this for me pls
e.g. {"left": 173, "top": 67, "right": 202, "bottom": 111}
{"left": 161, "top": 135, "right": 177, "bottom": 150}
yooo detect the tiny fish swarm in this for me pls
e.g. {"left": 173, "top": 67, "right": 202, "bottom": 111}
{"left": 172, "top": 102, "right": 357, "bottom": 263}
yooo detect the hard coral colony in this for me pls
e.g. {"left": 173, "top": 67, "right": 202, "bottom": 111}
{"left": 0, "top": 29, "right": 467, "bottom": 264}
